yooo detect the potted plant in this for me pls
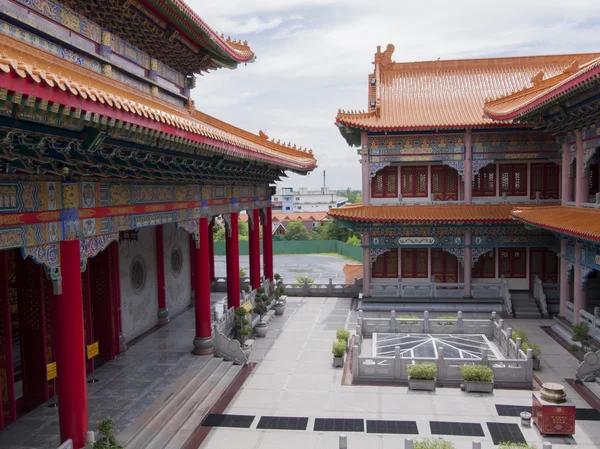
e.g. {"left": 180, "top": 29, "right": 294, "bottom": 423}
{"left": 272, "top": 276, "right": 286, "bottom": 316}
{"left": 253, "top": 292, "right": 271, "bottom": 338}
{"left": 234, "top": 307, "right": 252, "bottom": 354}
{"left": 407, "top": 363, "right": 437, "bottom": 391}
{"left": 460, "top": 364, "right": 494, "bottom": 393}
{"left": 275, "top": 273, "right": 286, "bottom": 302}
{"left": 572, "top": 322, "right": 592, "bottom": 355}
{"left": 336, "top": 328, "right": 351, "bottom": 350}
{"left": 413, "top": 438, "right": 456, "bottom": 449}
{"left": 521, "top": 341, "right": 542, "bottom": 370}
{"left": 332, "top": 340, "right": 346, "bottom": 367}
{"left": 93, "top": 417, "right": 124, "bottom": 449}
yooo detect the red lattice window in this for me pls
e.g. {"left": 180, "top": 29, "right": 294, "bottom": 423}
{"left": 499, "top": 164, "right": 527, "bottom": 196}
{"left": 431, "top": 249, "right": 458, "bottom": 282}
{"left": 431, "top": 166, "right": 459, "bottom": 201}
{"left": 499, "top": 248, "right": 526, "bottom": 278}
{"left": 401, "top": 166, "right": 428, "bottom": 197}
{"left": 372, "top": 248, "right": 398, "bottom": 278}
{"left": 589, "top": 163, "right": 599, "bottom": 196}
{"left": 530, "top": 163, "right": 559, "bottom": 200}
{"left": 371, "top": 166, "right": 398, "bottom": 198}
{"left": 473, "top": 164, "right": 496, "bottom": 197}
{"left": 401, "top": 248, "right": 428, "bottom": 278}
{"left": 473, "top": 249, "right": 495, "bottom": 279}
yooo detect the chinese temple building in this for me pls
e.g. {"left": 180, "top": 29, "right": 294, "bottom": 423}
{"left": 331, "top": 44, "right": 600, "bottom": 319}
{"left": 0, "top": 0, "right": 316, "bottom": 446}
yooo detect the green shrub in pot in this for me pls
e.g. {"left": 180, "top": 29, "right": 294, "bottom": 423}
{"left": 407, "top": 363, "right": 437, "bottom": 380}
{"left": 460, "top": 365, "right": 493, "bottom": 382}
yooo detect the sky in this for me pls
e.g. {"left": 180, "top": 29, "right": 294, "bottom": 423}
{"left": 188, "top": 0, "right": 600, "bottom": 191}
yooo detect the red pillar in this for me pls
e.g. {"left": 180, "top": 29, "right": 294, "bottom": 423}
{"left": 225, "top": 212, "right": 240, "bottom": 309}
{"left": 54, "top": 240, "right": 88, "bottom": 448}
{"left": 249, "top": 209, "right": 261, "bottom": 290}
{"left": 110, "top": 243, "right": 126, "bottom": 354}
{"left": 155, "top": 225, "right": 169, "bottom": 325}
{"left": 208, "top": 220, "right": 215, "bottom": 282}
{"left": 193, "top": 218, "right": 215, "bottom": 355}
{"left": 263, "top": 207, "right": 274, "bottom": 281}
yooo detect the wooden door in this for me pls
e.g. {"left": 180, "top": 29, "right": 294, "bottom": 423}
{"left": 431, "top": 249, "right": 458, "bottom": 283}
{"left": 530, "top": 248, "right": 558, "bottom": 290}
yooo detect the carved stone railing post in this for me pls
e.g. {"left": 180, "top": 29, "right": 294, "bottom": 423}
{"left": 390, "top": 310, "right": 396, "bottom": 333}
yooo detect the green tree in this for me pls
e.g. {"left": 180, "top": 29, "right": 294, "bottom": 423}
{"left": 346, "top": 234, "right": 361, "bottom": 246}
{"left": 310, "top": 223, "right": 326, "bottom": 240}
{"left": 339, "top": 188, "right": 362, "bottom": 204}
{"left": 284, "top": 219, "right": 310, "bottom": 240}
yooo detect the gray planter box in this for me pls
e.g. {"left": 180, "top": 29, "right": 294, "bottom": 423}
{"left": 532, "top": 358, "right": 541, "bottom": 371}
{"left": 464, "top": 381, "right": 494, "bottom": 393}
{"left": 408, "top": 378, "right": 436, "bottom": 391}
{"left": 333, "top": 356, "right": 344, "bottom": 368}
{"left": 274, "top": 303, "right": 286, "bottom": 316}
{"left": 255, "top": 323, "right": 268, "bottom": 338}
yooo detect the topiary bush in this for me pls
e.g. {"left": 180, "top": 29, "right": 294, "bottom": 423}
{"left": 234, "top": 307, "right": 251, "bottom": 343}
{"left": 436, "top": 315, "right": 457, "bottom": 325}
{"left": 332, "top": 340, "right": 346, "bottom": 357}
{"left": 521, "top": 341, "right": 541, "bottom": 358}
{"left": 511, "top": 329, "right": 528, "bottom": 343}
{"left": 572, "top": 322, "right": 592, "bottom": 353}
{"left": 407, "top": 363, "right": 437, "bottom": 380}
{"left": 94, "top": 417, "right": 123, "bottom": 449}
{"left": 413, "top": 438, "right": 456, "bottom": 449}
{"left": 336, "top": 328, "right": 350, "bottom": 342}
{"left": 460, "top": 364, "right": 494, "bottom": 382}
{"left": 499, "top": 443, "right": 537, "bottom": 449}
{"left": 253, "top": 293, "right": 271, "bottom": 324}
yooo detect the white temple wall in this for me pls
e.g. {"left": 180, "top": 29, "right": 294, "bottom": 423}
{"left": 163, "top": 223, "right": 192, "bottom": 317}
{"left": 119, "top": 226, "right": 158, "bottom": 342}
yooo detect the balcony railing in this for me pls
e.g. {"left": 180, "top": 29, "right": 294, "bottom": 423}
{"left": 370, "top": 281, "right": 505, "bottom": 299}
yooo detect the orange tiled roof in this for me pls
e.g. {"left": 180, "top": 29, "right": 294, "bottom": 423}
{"left": 328, "top": 204, "right": 535, "bottom": 223}
{"left": 484, "top": 57, "right": 600, "bottom": 120}
{"left": 273, "top": 212, "right": 329, "bottom": 222}
{"left": 511, "top": 206, "right": 600, "bottom": 242}
{"left": 0, "top": 36, "right": 316, "bottom": 172}
{"left": 335, "top": 45, "right": 600, "bottom": 131}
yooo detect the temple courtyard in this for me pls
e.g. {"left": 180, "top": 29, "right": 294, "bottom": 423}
{"left": 2, "top": 297, "right": 599, "bottom": 449}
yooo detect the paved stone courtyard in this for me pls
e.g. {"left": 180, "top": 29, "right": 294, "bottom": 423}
{"left": 200, "top": 298, "right": 600, "bottom": 449}
{"left": 215, "top": 254, "right": 350, "bottom": 284}
{"left": 1, "top": 297, "right": 599, "bottom": 449}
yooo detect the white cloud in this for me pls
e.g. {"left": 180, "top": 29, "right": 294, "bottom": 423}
{"left": 189, "top": 0, "right": 600, "bottom": 190}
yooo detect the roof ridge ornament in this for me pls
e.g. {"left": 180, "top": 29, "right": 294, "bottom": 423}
{"left": 563, "top": 60, "right": 579, "bottom": 75}
{"left": 259, "top": 130, "right": 269, "bottom": 140}
{"left": 374, "top": 44, "right": 395, "bottom": 70}
{"left": 530, "top": 71, "right": 545, "bottom": 86}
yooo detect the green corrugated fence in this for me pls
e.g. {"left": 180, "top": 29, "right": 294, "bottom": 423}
{"left": 213, "top": 240, "right": 362, "bottom": 262}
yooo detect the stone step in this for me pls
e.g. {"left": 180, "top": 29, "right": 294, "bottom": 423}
{"left": 123, "top": 357, "right": 224, "bottom": 449}
{"left": 515, "top": 312, "right": 542, "bottom": 318}
{"left": 162, "top": 363, "right": 243, "bottom": 449}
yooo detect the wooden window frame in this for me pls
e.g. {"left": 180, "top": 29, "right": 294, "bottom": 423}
{"left": 372, "top": 248, "right": 398, "bottom": 278}
{"left": 431, "top": 165, "right": 459, "bottom": 201}
{"left": 400, "top": 166, "right": 428, "bottom": 198}
{"left": 371, "top": 166, "right": 398, "bottom": 198}
{"left": 530, "top": 163, "right": 559, "bottom": 200}
{"left": 473, "top": 164, "right": 496, "bottom": 197}
{"left": 472, "top": 249, "right": 495, "bottom": 279}
{"left": 499, "top": 248, "right": 527, "bottom": 278}
{"left": 401, "top": 248, "right": 428, "bottom": 278}
{"left": 499, "top": 163, "right": 528, "bottom": 196}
